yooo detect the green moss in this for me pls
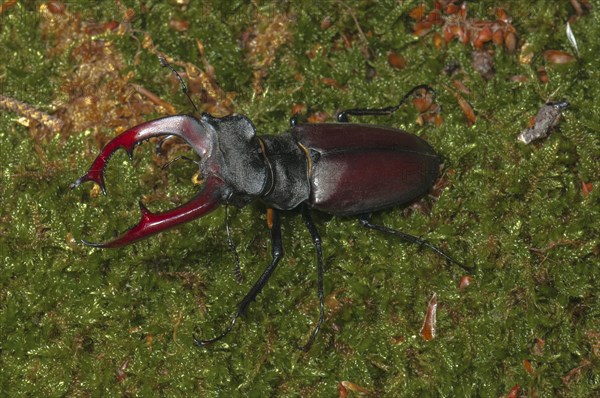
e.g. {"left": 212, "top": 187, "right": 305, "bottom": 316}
{"left": 1, "top": 1, "right": 600, "bottom": 396}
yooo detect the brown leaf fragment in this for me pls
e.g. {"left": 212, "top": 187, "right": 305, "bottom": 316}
{"left": 506, "top": 385, "right": 520, "bottom": 398}
{"left": 115, "top": 359, "right": 129, "bottom": 382}
{"left": 562, "top": 358, "right": 592, "bottom": 384}
{"left": 169, "top": 18, "right": 189, "bottom": 32}
{"left": 543, "top": 50, "right": 576, "bottom": 64}
{"left": 340, "top": 381, "right": 371, "bottom": 395}
{"left": 452, "top": 80, "right": 471, "bottom": 95}
{"left": 0, "top": 0, "right": 16, "bottom": 14}
{"left": 458, "top": 275, "right": 472, "bottom": 289}
{"left": 409, "top": 5, "right": 426, "bottom": 21}
{"left": 413, "top": 20, "right": 433, "bottom": 37}
{"left": 132, "top": 84, "right": 177, "bottom": 115}
{"left": 582, "top": 182, "right": 593, "bottom": 198}
{"left": 388, "top": 52, "right": 407, "bottom": 69}
{"left": 532, "top": 338, "right": 545, "bottom": 356}
{"left": 338, "top": 382, "right": 348, "bottom": 398}
{"left": 586, "top": 330, "right": 600, "bottom": 356}
{"left": 504, "top": 31, "right": 517, "bottom": 52}
{"left": 457, "top": 94, "right": 476, "bottom": 126}
{"left": 420, "top": 293, "right": 437, "bottom": 341}
{"left": 291, "top": 103, "right": 306, "bottom": 116}
{"left": 307, "top": 111, "right": 330, "bottom": 123}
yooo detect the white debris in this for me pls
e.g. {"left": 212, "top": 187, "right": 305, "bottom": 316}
{"left": 518, "top": 101, "right": 569, "bottom": 144}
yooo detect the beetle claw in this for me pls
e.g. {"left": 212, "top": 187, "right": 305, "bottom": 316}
{"left": 70, "top": 115, "right": 213, "bottom": 195}
{"left": 79, "top": 177, "right": 223, "bottom": 248}
{"left": 71, "top": 115, "right": 220, "bottom": 247}
{"left": 69, "top": 129, "right": 146, "bottom": 195}
{"left": 70, "top": 173, "right": 107, "bottom": 195}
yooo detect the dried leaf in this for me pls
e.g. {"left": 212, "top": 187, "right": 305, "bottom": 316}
{"left": 458, "top": 275, "right": 472, "bottom": 289}
{"left": 132, "top": 84, "right": 177, "bottom": 115}
{"left": 340, "top": 381, "right": 371, "bottom": 395}
{"left": 169, "top": 18, "right": 189, "bottom": 32}
{"left": 543, "top": 50, "right": 576, "bottom": 64}
{"left": 338, "top": 382, "right": 348, "bottom": 398}
{"left": 388, "top": 52, "right": 407, "bottom": 69}
{"left": 562, "top": 359, "right": 592, "bottom": 384}
{"left": 413, "top": 20, "right": 433, "bottom": 37}
{"left": 420, "top": 293, "right": 437, "bottom": 341}
{"left": 582, "top": 182, "right": 593, "bottom": 198}
{"left": 307, "top": 112, "right": 329, "bottom": 123}
{"left": 320, "top": 16, "right": 332, "bottom": 30}
{"left": 291, "top": 103, "right": 306, "bottom": 116}
{"left": 409, "top": 5, "right": 426, "bottom": 21}
{"left": 532, "top": 338, "right": 545, "bottom": 356}
{"left": 457, "top": 94, "right": 476, "bottom": 126}
{"left": 506, "top": 385, "right": 520, "bottom": 398}
{"left": 116, "top": 359, "right": 129, "bottom": 382}
{"left": 504, "top": 31, "right": 517, "bottom": 52}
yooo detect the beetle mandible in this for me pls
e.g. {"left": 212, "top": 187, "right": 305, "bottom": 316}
{"left": 71, "top": 58, "right": 468, "bottom": 351}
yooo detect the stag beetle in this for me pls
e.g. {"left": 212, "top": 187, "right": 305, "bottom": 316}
{"left": 71, "top": 59, "right": 467, "bottom": 351}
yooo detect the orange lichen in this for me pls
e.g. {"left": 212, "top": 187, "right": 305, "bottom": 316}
{"left": 242, "top": 12, "right": 294, "bottom": 95}
{"left": 37, "top": 3, "right": 159, "bottom": 139}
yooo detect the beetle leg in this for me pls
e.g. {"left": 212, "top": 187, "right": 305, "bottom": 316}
{"left": 337, "top": 84, "right": 435, "bottom": 122}
{"left": 193, "top": 209, "right": 284, "bottom": 347}
{"left": 297, "top": 205, "right": 325, "bottom": 352}
{"left": 358, "top": 215, "right": 473, "bottom": 271}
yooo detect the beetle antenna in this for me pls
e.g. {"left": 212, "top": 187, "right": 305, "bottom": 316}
{"left": 337, "top": 84, "right": 435, "bottom": 122}
{"left": 225, "top": 206, "right": 243, "bottom": 283}
{"left": 158, "top": 56, "right": 200, "bottom": 116}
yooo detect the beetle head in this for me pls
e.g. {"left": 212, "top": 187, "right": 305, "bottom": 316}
{"left": 71, "top": 115, "right": 224, "bottom": 247}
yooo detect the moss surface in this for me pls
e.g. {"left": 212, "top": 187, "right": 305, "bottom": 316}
{"left": 1, "top": 1, "right": 599, "bottom": 396}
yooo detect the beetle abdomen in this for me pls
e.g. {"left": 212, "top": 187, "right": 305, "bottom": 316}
{"left": 292, "top": 123, "right": 440, "bottom": 216}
